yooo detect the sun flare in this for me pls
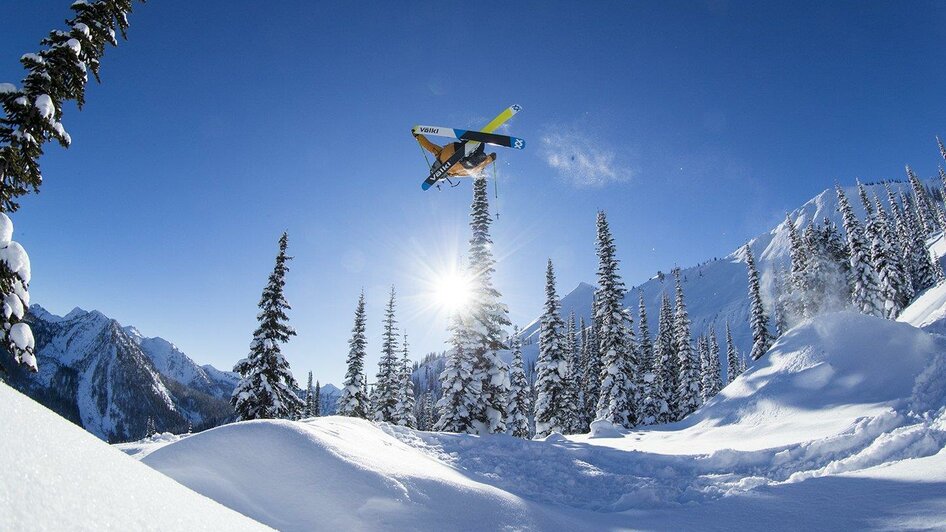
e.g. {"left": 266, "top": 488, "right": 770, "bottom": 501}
{"left": 431, "top": 270, "right": 472, "bottom": 314}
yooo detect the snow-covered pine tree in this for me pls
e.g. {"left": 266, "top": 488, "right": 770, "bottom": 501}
{"left": 636, "top": 290, "right": 658, "bottom": 425}
{"left": 372, "top": 287, "right": 401, "bottom": 423}
{"left": 784, "top": 213, "right": 808, "bottom": 320}
{"left": 939, "top": 136, "right": 946, "bottom": 230}
{"left": 0, "top": 215, "right": 33, "bottom": 373}
{"left": 0, "top": 1, "right": 143, "bottom": 372}
{"left": 313, "top": 380, "right": 321, "bottom": 417}
{"left": 395, "top": 333, "right": 417, "bottom": 428}
{"left": 652, "top": 292, "right": 676, "bottom": 424}
{"left": 696, "top": 334, "right": 709, "bottom": 405}
{"left": 337, "top": 291, "right": 370, "bottom": 418}
{"left": 900, "top": 189, "right": 944, "bottom": 290}
{"left": 435, "top": 314, "right": 481, "bottom": 433}
{"left": 868, "top": 196, "right": 909, "bottom": 319}
{"left": 857, "top": 179, "right": 875, "bottom": 219}
{"left": 885, "top": 183, "right": 912, "bottom": 255}
{"left": 581, "top": 299, "right": 602, "bottom": 427}
{"left": 451, "top": 175, "right": 510, "bottom": 434}
{"left": 797, "top": 219, "right": 854, "bottom": 318}
{"left": 593, "top": 212, "right": 639, "bottom": 428}
{"left": 303, "top": 371, "right": 316, "bottom": 418}
{"left": 744, "top": 244, "right": 772, "bottom": 361}
{"left": 637, "top": 291, "right": 654, "bottom": 373}
{"left": 506, "top": 326, "right": 532, "bottom": 438}
{"left": 561, "top": 312, "right": 582, "bottom": 434}
{"left": 836, "top": 185, "right": 885, "bottom": 316}
{"left": 725, "top": 321, "right": 741, "bottom": 383}
{"left": 672, "top": 269, "right": 700, "bottom": 419}
{"left": 575, "top": 316, "right": 590, "bottom": 431}
{"left": 232, "top": 233, "right": 304, "bottom": 420}
{"left": 907, "top": 166, "right": 936, "bottom": 236}
{"left": 535, "top": 259, "right": 571, "bottom": 437}
{"left": 706, "top": 327, "right": 723, "bottom": 398}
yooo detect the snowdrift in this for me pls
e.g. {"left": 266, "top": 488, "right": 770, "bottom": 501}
{"left": 134, "top": 309, "right": 946, "bottom": 530}
{"left": 585, "top": 311, "right": 944, "bottom": 454}
{"left": 143, "top": 416, "right": 590, "bottom": 531}
{"left": 0, "top": 382, "right": 266, "bottom": 531}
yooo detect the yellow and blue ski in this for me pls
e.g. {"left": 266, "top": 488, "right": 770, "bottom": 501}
{"left": 412, "top": 126, "right": 526, "bottom": 150}
{"left": 420, "top": 104, "right": 522, "bottom": 190}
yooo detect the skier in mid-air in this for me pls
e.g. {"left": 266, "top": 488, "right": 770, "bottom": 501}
{"left": 413, "top": 104, "right": 523, "bottom": 190}
{"left": 414, "top": 131, "right": 497, "bottom": 178}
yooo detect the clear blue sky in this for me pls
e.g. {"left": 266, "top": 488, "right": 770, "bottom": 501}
{"left": 3, "top": 1, "right": 946, "bottom": 385}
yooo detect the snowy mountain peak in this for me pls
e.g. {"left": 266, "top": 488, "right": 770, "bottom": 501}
{"left": 64, "top": 306, "right": 88, "bottom": 320}
{"left": 10, "top": 303, "right": 241, "bottom": 442}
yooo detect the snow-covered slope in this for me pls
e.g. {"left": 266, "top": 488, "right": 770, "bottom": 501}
{"left": 3, "top": 304, "right": 238, "bottom": 441}
{"left": 516, "top": 180, "right": 944, "bottom": 382}
{"left": 0, "top": 381, "right": 268, "bottom": 531}
{"left": 132, "top": 291, "right": 946, "bottom": 530}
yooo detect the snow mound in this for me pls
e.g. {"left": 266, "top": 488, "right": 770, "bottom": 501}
{"left": 143, "top": 417, "right": 588, "bottom": 531}
{"left": 0, "top": 382, "right": 266, "bottom": 531}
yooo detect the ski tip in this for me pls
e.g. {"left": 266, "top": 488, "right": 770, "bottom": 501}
{"left": 510, "top": 104, "right": 522, "bottom": 113}
{"left": 421, "top": 181, "right": 431, "bottom": 191}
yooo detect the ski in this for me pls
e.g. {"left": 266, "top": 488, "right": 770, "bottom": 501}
{"left": 420, "top": 104, "right": 522, "bottom": 190}
{"left": 412, "top": 126, "right": 525, "bottom": 150}
{"left": 421, "top": 141, "right": 471, "bottom": 190}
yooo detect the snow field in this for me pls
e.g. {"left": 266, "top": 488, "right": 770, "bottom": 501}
{"left": 0, "top": 381, "right": 268, "bottom": 531}
{"left": 132, "top": 306, "right": 946, "bottom": 530}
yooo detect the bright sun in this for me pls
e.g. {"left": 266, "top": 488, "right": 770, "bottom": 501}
{"left": 432, "top": 270, "right": 472, "bottom": 314}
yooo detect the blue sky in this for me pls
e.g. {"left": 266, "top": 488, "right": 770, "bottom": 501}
{"left": 3, "top": 1, "right": 946, "bottom": 385}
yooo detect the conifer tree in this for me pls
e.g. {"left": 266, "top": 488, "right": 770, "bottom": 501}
{"left": 886, "top": 183, "right": 913, "bottom": 262}
{"left": 907, "top": 166, "right": 936, "bottom": 235}
{"left": 695, "top": 334, "right": 709, "bottom": 406}
{"left": 782, "top": 213, "right": 809, "bottom": 320}
{"left": 417, "top": 391, "right": 436, "bottom": 430}
{"left": 636, "top": 291, "right": 657, "bottom": 425}
{"left": 313, "top": 379, "right": 321, "bottom": 417}
{"left": 870, "top": 195, "right": 910, "bottom": 317}
{"left": 706, "top": 328, "right": 723, "bottom": 399}
{"left": 373, "top": 287, "right": 401, "bottom": 423}
{"left": 232, "top": 233, "right": 303, "bottom": 420}
{"left": 725, "top": 321, "right": 741, "bottom": 383}
{"left": 900, "top": 189, "right": 943, "bottom": 290}
{"left": 435, "top": 314, "right": 481, "bottom": 433}
{"left": 938, "top": 136, "right": 946, "bottom": 164}
{"left": 445, "top": 175, "right": 510, "bottom": 434}
{"left": 581, "top": 300, "right": 602, "bottom": 427}
{"left": 0, "top": 1, "right": 143, "bottom": 372}
{"left": 303, "top": 371, "right": 316, "bottom": 418}
{"left": 561, "top": 312, "right": 582, "bottom": 433}
{"left": 637, "top": 291, "right": 654, "bottom": 372}
{"left": 394, "top": 333, "right": 417, "bottom": 428}
{"left": 506, "top": 326, "right": 532, "bottom": 438}
{"left": 673, "top": 269, "right": 700, "bottom": 419}
{"left": 857, "top": 179, "right": 874, "bottom": 219}
{"left": 653, "top": 292, "right": 676, "bottom": 423}
{"left": 337, "top": 291, "right": 369, "bottom": 418}
{"left": 744, "top": 244, "right": 772, "bottom": 361}
{"left": 576, "top": 316, "right": 593, "bottom": 430}
{"left": 797, "top": 219, "right": 854, "bottom": 318}
{"left": 594, "top": 212, "right": 639, "bottom": 428}
{"left": 535, "top": 259, "right": 571, "bottom": 437}
{"left": 836, "top": 185, "right": 885, "bottom": 316}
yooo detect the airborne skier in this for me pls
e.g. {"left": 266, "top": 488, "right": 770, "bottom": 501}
{"left": 414, "top": 133, "right": 497, "bottom": 178}
{"left": 414, "top": 104, "right": 524, "bottom": 190}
